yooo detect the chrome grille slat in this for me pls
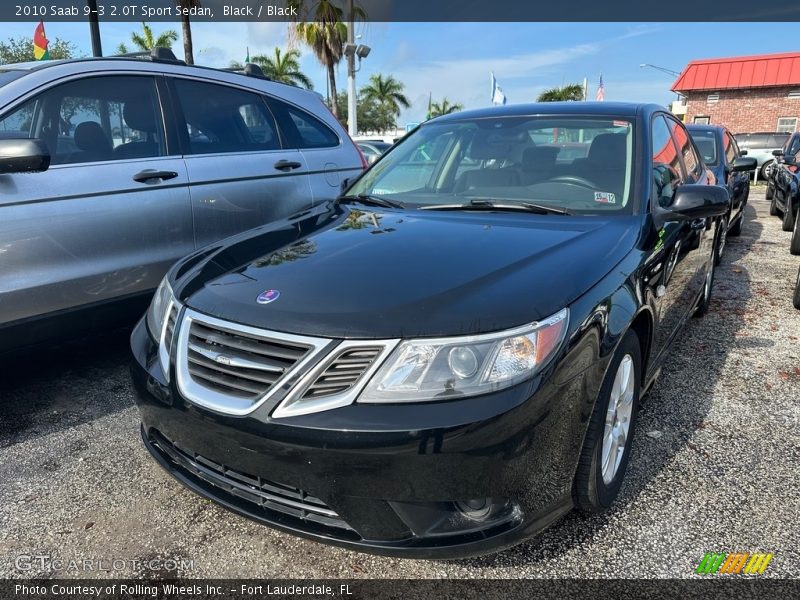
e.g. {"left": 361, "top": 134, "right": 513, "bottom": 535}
{"left": 181, "top": 315, "right": 316, "bottom": 406}
{"left": 164, "top": 305, "right": 178, "bottom": 350}
{"left": 190, "top": 323, "right": 307, "bottom": 362}
{"left": 301, "top": 347, "right": 382, "bottom": 400}
{"left": 188, "top": 352, "right": 280, "bottom": 385}
{"left": 188, "top": 364, "right": 265, "bottom": 397}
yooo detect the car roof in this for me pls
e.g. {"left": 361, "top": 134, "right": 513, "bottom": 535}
{"left": 427, "top": 101, "right": 662, "bottom": 124}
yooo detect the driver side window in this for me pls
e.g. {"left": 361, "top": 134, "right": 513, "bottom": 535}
{"left": 651, "top": 115, "right": 684, "bottom": 208}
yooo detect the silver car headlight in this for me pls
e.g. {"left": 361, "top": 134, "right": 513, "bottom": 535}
{"left": 359, "top": 308, "right": 569, "bottom": 403}
{"left": 146, "top": 277, "right": 174, "bottom": 341}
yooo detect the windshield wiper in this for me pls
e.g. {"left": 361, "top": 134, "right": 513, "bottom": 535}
{"left": 420, "top": 199, "right": 570, "bottom": 215}
{"left": 337, "top": 194, "right": 405, "bottom": 209}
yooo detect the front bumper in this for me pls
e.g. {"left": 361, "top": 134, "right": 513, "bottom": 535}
{"left": 130, "top": 316, "right": 598, "bottom": 558}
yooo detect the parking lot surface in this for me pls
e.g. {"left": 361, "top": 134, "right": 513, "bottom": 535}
{"left": 1, "top": 188, "right": 798, "bottom": 579}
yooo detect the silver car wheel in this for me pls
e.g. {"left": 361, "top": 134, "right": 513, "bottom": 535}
{"left": 601, "top": 354, "right": 635, "bottom": 484}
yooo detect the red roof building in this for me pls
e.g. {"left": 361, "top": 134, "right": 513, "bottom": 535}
{"left": 671, "top": 52, "right": 800, "bottom": 133}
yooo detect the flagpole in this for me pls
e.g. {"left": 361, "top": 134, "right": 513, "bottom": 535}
{"left": 86, "top": 0, "right": 102, "bottom": 56}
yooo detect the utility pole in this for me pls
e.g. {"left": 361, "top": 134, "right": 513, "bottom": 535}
{"left": 86, "top": 0, "right": 102, "bottom": 57}
{"left": 346, "top": 0, "right": 357, "bottom": 136}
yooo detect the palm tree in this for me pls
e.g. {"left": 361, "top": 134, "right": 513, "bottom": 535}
{"left": 290, "top": 0, "right": 364, "bottom": 118}
{"left": 428, "top": 98, "right": 463, "bottom": 118}
{"left": 117, "top": 22, "right": 178, "bottom": 54}
{"left": 176, "top": 0, "right": 201, "bottom": 64}
{"left": 361, "top": 74, "right": 410, "bottom": 127}
{"left": 537, "top": 84, "right": 585, "bottom": 102}
{"left": 250, "top": 48, "right": 313, "bottom": 89}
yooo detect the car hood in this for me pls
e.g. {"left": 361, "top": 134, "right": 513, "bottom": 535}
{"left": 176, "top": 205, "right": 640, "bottom": 339}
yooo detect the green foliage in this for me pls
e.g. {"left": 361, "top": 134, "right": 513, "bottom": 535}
{"left": 360, "top": 74, "right": 410, "bottom": 127}
{"left": 537, "top": 84, "right": 585, "bottom": 102}
{"left": 0, "top": 37, "right": 78, "bottom": 64}
{"left": 428, "top": 98, "right": 463, "bottom": 118}
{"left": 250, "top": 48, "right": 313, "bottom": 89}
{"left": 335, "top": 90, "right": 397, "bottom": 134}
{"left": 117, "top": 22, "right": 178, "bottom": 54}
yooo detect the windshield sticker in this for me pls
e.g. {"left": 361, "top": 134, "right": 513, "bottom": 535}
{"left": 594, "top": 192, "right": 616, "bottom": 204}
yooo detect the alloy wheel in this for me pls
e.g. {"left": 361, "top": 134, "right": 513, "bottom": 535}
{"left": 601, "top": 355, "right": 635, "bottom": 484}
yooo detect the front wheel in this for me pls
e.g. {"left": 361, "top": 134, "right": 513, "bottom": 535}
{"left": 574, "top": 330, "right": 641, "bottom": 512}
{"left": 770, "top": 194, "right": 779, "bottom": 216}
{"left": 761, "top": 160, "right": 773, "bottom": 182}
{"left": 766, "top": 182, "right": 774, "bottom": 200}
{"left": 783, "top": 202, "right": 795, "bottom": 232}
{"left": 714, "top": 215, "right": 728, "bottom": 265}
{"left": 791, "top": 208, "right": 800, "bottom": 255}
{"left": 794, "top": 267, "right": 800, "bottom": 310}
{"left": 694, "top": 245, "right": 717, "bottom": 318}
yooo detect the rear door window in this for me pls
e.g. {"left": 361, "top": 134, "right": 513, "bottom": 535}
{"left": 267, "top": 99, "right": 340, "bottom": 149}
{"left": 172, "top": 79, "right": 281, "bottom": 155}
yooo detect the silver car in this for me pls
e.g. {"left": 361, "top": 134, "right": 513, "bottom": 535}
{"left": 0, "top": 51, "right": 364, "bottom": 352}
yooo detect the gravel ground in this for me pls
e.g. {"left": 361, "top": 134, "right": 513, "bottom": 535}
{"left": 1, "top": 188, "right": 798, "bottom": 580}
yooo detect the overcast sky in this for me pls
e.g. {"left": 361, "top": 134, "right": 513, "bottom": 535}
{"left": 4, "top": 21, "right": 799, "bottom": 124}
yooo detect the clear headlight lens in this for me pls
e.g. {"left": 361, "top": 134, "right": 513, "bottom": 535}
{"left": 146, "top": 277, "right": 174, "bottom": 341}
{"left": 359, "top": 308, "right": 568, "bottom": 403}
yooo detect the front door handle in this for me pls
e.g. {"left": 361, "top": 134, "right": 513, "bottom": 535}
{"left": 133, "top": 169, "right": 179, "bottom": 183}
{"left": 274, "top": 160, "right": 302, "bottom": 172}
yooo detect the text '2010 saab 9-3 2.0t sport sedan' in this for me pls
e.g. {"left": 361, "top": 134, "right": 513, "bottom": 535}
{"left": 130, "top": 102, "right": 730, "bottom": 558}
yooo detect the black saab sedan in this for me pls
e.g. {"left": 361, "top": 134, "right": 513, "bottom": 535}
{"left": 130, "top": 102, "right": 729, "bottom": 558}
{"left": 686, "top": 124, "right": 756, "bottom": 262}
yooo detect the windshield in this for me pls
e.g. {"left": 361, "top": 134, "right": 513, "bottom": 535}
{"left": 689, "top": 130, "right": 718, "bottom": 165}
{"left": 347, "top": 115, "right": 636, "bottom": 214}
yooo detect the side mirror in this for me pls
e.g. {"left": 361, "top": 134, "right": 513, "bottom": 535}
{"left": 0, "top": 138, "right": 51, "bottom": 175}
{"left": 773, "top": 149, "right": 784, "bottom": 157}
{"left": 731, "top": 156, "right": 757, "bottom": 172}
{"left": 740, "top": 149, "right": 748, "bottom": 156}
{"left": 655, "top": 184, "right": 730, "bottom": 227}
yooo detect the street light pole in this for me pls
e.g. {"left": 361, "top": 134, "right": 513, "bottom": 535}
{"left": 86, "top": 0, "right": 102, "bottom": 57}
{"left": 639, "top": 63, "right": 680, "bottom": 77}
{"left": 346, "top": 0, "right": 357, "bottom": 136}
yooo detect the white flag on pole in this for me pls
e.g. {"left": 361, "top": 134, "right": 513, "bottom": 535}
{"left": 491, "top": 72, "right": 507, "bottom": 106}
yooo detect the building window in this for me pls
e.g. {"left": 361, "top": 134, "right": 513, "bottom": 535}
{"left": 706, "top": 93, "right": 720, "bottom": 104}
{"left": 777, "top": 117, "right": 798, "bottom": 133}
{"left": 693, "top": 116, "right": 711, "bottom": 124}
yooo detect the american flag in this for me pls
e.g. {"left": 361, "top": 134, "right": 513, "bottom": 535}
{"left": 596, "top": 74, "right": 605, "bottom": 102}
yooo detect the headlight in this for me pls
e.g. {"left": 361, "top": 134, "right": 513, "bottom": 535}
{"left": 359, "top": 308, "right": 568, "bottom": 403}
{"left": 146, "top": 277, "right": 174, "bottom": 342}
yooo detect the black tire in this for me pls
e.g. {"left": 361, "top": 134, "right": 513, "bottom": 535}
{"left": 770, "top": 195, "right": 779, "bottom": 216}
{"left": 791, "top": 207, "right": 800, "bottom": 255}
{"left": 760, "top": 160, "right": 773, "bottom": 182}
{"left": 574, "top": 330, "right": 641, "bottom": 512}
{"left": 728, "top": 211, "right": 743, "bottom": 237}
{"left": 714, "top": 215, "right": 728, "bottom": 266}
{"left": 694, "top": 245, "right": 717, "bottom": 318}
{"left": 782, "top": 202, "right": 795, "bottom": 232}
{"left": 794, "top": 267, "right": 800, "bottom": 310}
{"left": 766, "top": 182, "right": 774, "bottom": 200}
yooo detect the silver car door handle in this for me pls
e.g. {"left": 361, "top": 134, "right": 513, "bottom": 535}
{"left": 133, "top": 169, "right": 179, "bottom": 183}
{"left": 273, "top": 160, "right": 302, "bottom": 172}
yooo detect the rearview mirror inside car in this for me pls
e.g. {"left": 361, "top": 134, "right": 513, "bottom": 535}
{"left": 0, "top": 139, "right": 51, "bottom": 175}
{"left": 731, "top": 156, "right": 757, "bottom": 172}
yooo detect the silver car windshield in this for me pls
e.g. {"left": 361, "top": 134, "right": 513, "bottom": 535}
{"left": 348, "top": 115, "right": 636, "bottom": 214}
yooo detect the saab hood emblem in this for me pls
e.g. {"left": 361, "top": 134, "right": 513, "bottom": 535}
{"left": 257, "top": 289, "right": 280, "bottom": 304}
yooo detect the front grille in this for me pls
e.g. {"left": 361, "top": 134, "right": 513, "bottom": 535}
{"left": 302, "top": 347, "right": 383, "bottom": 399}
{"left": 186, "top": 320, "right": 311, "bottom": 400}
{"left": 164, "top": 304, "right": 179, "bottom": 350}
{"left": 149, "top": 430, "right": 352, "bottom": 532}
